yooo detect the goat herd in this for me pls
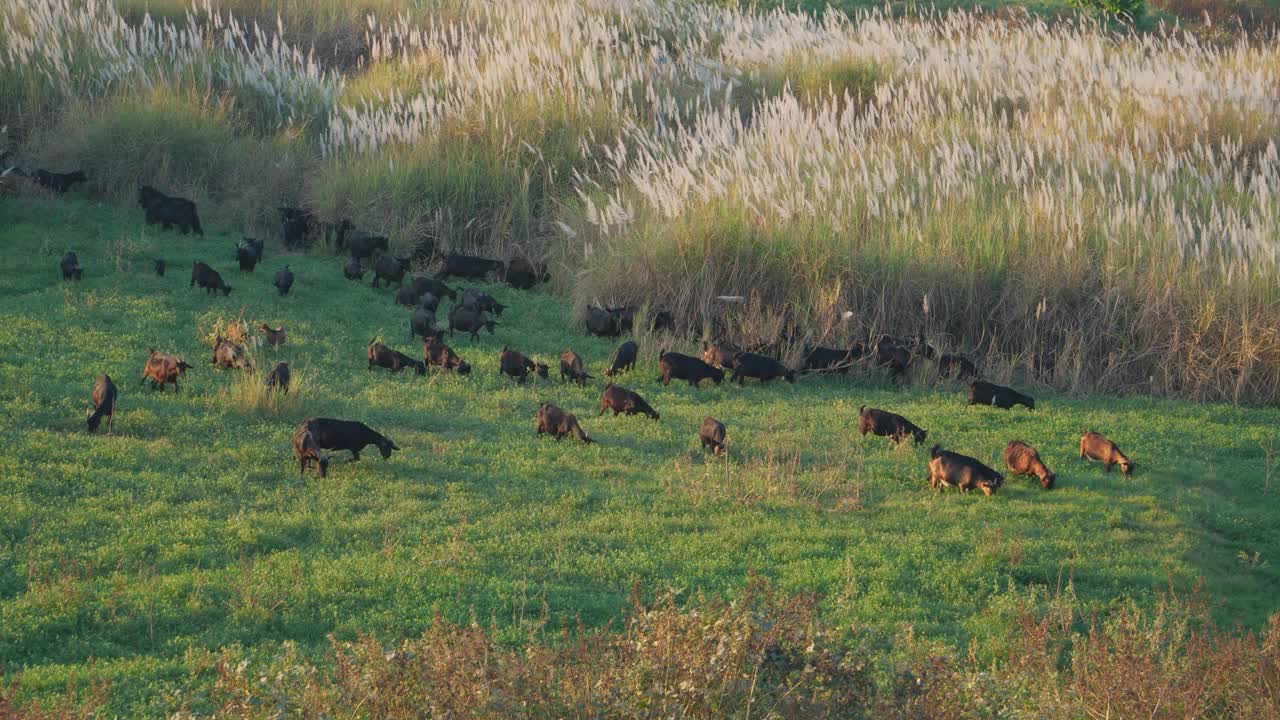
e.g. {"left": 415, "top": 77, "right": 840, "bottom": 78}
{"left": 40, "top": 177, "right": 1143, "bottom": 496}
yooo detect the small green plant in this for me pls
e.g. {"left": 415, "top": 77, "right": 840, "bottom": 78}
{"left": 1071, "top": 0, "right": 1146, "bottom": 21}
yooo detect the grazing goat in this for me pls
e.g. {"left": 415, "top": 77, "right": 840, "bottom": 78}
{"left": 599, "top": 383, "right": 659, "bottom": 421}
{"left": 424, "top": 336, "right": 471, "bottom": 374}
{"left": 60, "top": 251, "right": 82, "bottom": 281}
{"left": 273, "top": 265, "right": 294, "bottom": 296}
{"left": 918, "top": 341, "right": 978, "bottom": 380}
{"left": 701, "top": 342, "right": 739, "bottom": 370}
{"left": 928, "top": 446, "right": 1004, "bottom": 496}
{"left": 499, "top": 347, "right": 538, "bottom": 383}
{"left": 448, "top": 304, "right": 497, "bottom": 341}
{"left": 410, "top": 306, "right": 442, "bottom": 342}
{"left": 650, "top": 309, "right": 675, "bottom": 333}
{"left": 292, "top": 424, "right": 330, "bottom": 478}
{"left": 343, "top": 256, "right": 364, "bottom": 281}
{"left": 235, "top": 238, "right": 262, "bottom": 272}
{"left": 803, "top": 346, "right": 857, "bottom": 374}
{"left": 439, "top": 251, "right": 503, "bottom": 280}
{"left": 408, "top": 276, "right": 456, "bottom": 301}
{"left": 87, "top": 374, "right": 118, "bottom": 434}
{"left": 395, "top": 285, "right": 422, "bottom": 308}
{"left": 969, "top": 381, "right": 1034, "bottom": 410}
{"left": 141, "top": 349, "right": 192, "bottom": 392}
{"left": 869, "top": 336, "right": 913, "bottom": 378}
{"left": 343, "top": 231, "right": 389, "bottom": 260}
{"left": 191, "top": 261, "right": 232, "bottom": 296}
{"left": 605, "top": 341, "right": 638, "bottom": 377}
{"left": 1003, "top": 440, "right": 1055, "bottom": 489}
{"left": 504, "top": 257, "right": 549, "bottom": 289}
{"left": 700, "top": 417, "right": 726, "bottom": 456}
{"left": 299, "top": 417, "right": 399, "bottom": 461}
{"left": 279, "top": 207, "right": 317, "bottom": 249}
{"left": 372, "top": 255, "right": 410, "bottom": 288}
{"left": 259, "top": 324, "right": 285, "bottom": 349}
{"left": 584, "top": 305, "right": 624, "bottom": 338}
{"left": 858, "top": 406, "right": 927, "bottom": 445}
{"left": 559, "top": 350, "right": 592, "bottom": 385}
{"left": 369, "top": 340, "right": 426, "bottom": 375}
{"left": 138, "top": 185, "right": 203, "bottom": 235}
{"left": 265, "top": 362, "right": 291, "bottom": 394}
{"left": 731, "top": 353, "right": 795, "bottom": 385}
{"left": 212, "top": 336, "right": 253, "bottom": 371}
{"left": 659, "top": 352, "right": 723, "bottom": 387}
{"left": 460, "top": 289, "right": 507, "bottom": 316}
{"left": 1080, "top": 431, "right": 1136, "bottom": 475}
{"left": 536, "top": 402, "right": 594, "bottom": 443}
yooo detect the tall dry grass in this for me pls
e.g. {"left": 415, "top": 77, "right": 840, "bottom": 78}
{"left": 144, "top": 579, "right": 1277, "bottom": 719}
{"left": 2, "top": 0, "right": 1279, "bottom": 401}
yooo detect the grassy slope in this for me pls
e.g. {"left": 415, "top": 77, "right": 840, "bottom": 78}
{"left": 1, "top": 196, "right": 1277, "bottom": 714}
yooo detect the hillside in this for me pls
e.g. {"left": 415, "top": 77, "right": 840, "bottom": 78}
{"left": 2, "top": 196, "right": 1278, "bottom": 715}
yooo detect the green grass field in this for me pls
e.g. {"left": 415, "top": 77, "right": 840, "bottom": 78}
{"left": 2, "top": 196, "right": 1278, "bottom": 715}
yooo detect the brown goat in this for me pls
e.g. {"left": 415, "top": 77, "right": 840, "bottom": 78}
{"left": 141, "top": 349, "right": 192, "bottom": 392}
{"left": 424, "top": 336, "right": 472, "bottom": 374}
{"left": 560, "top": 350, "right": 592, "bottom": 385}
{"left": 599, "top": 383, "right": 659, "bottom": 421}
{"left": 87, "top": 374, "right": 117, "bottom": 434}
{"left": 927, "top": 445, "right": 1004, "bottom": 496}
{"left": 700, "top": 417, "right": 726, "bottom": 456}
{"left": 499, "top": 347, "right": 537, "bottom": 383}
{"left": 1003, "top": 440, "right": 1055, "bottom": 489}
{"left": 858, "top": 406, "right": 927, "bottom": 445}
{"left": 701, "top": 342, "right": 738, "bottom": 370}
{"left": 292, "top": 424, "right": 330, "bottom": 478}
{"left": 536, "top": 402, "right": 594, "bottom": 443}
{"left": 1080, "top": 431, "right": 1136, "bottom": 475}
{"left": 259, "top": 324, "right": 286, "bottom": 349}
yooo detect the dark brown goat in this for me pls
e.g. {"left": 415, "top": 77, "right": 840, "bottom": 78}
{"left": 701, "top": 342, "right": 738, "bottom": 370}
{"left": 606, "top": 341, "right": 638, "bottom": 377}
{"left": 265, "top": 362, "right": 291, "bottom": 394}
{"left": 499, "top": 347, "right": 538, "bottom": 383}
{"left": 969, "top": 381, "right": 1034, "bottom": 410}
{"left": 928, "top": 445, "right": 1004, "bottom": 496}
{"left": 535, "top": 402, "right": 594, "bottom": 443}
{"left": 87, "top": 374, "right": 117, "bottom": 434}
{"left": 700, "top": 417, "right": 726, "bottom": 456}
{"left": 410, "top": 306, "right": 442, "bottom": 342}
{"left": 659, "top": 352, "right": 723, "bottom": 387}
{"left": 599, "top": 383, "right": 659, "bottom": 421}
{"left": 371, "top": 255, "right": 410, "bottom": 288}
{"left": 259, "top": 324, "right": 285, "bottom": 349}
{"left": 368, "top": 340, "right": 425, "bottom": 375}
{"left": 1080, "top": 431, "right": 1136, "bottom": 475}
{"left": 424, "top": 336, "right": 471, "bottom": 374}
{"left": 447, "top": 304, "right": 497, "bottom": 341}
{"left": 560, "top": 350, "right": 592, "bottom": 385}
{"left": 858, "top": 406, "right": 927, "bottom": 445}
{"left": 292, "top": 424, "right": 330, "bottom": 478}
{"left": 1004, "top": 440, "right": 1055, "bottom": 489}
{"left": 273, "top": 265, "right": 294, "bottom": 296}
{"left": 212, "top": 336, "right": 253, "bottom": 371}
{"left": 343, "top": 256, "right": 364, "bottom": 281}
{"left": 60, "top": 251, "right": 82, "bottom": 281}
{"left": 190, "top": 261, "right": 232, "bottom": 296}
{"left": 731, "top": 353, "right": 795, "bottom": 385}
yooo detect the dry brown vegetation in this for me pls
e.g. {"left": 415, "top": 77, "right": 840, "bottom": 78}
{"left": 7, "top": 578, "right": 1276, "bottom": 718}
